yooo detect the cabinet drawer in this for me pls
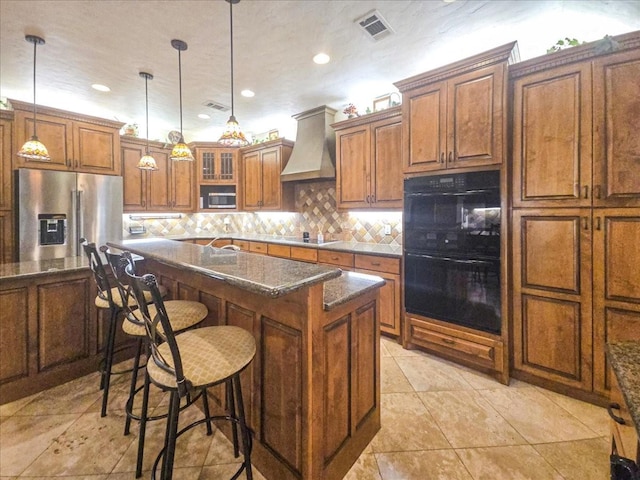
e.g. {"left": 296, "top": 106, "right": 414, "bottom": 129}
{"left": 318, "top": 250, "right": 354, "bottom": 268}
{"left": 407, "top": 315, "right": 503, "bottom": 371}
{"left": 233, "top": 240, "right": 249, "bottom": 251}
{"left": 268, "top": 243, "right": 291, "bottom": 259}
{"left": 249, "top": 242, "right": 268, "bottom": 254}
{"left": 355, "top": 254, "right": 400, "bottom": 274}
{"left": 290, "top": 246, "right": 318, "bottom": 263}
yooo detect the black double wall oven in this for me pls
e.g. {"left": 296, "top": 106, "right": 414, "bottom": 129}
{"left": 403, "top": 170, "right": 501, "bottom": 335}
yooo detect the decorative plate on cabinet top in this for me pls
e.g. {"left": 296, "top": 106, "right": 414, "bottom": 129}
{"left": 167, "top": 130, "right": 182, "bottom": 144}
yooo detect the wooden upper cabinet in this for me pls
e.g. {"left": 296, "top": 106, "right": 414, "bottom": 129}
{"left": 121, "top": 136, "right": 193, "bottom": 212}
{"left": 511, "top": 34, "right": 640, "bottom": 208}
{"left": 0, "top": 111, "right": 13, "bottom": 211}
{"left": 511, "top": 62, "right": 593, "bottom": 208}
{"left": 395, "top": 42, "right": 517, "bottom": 174}
{"left": 194, "top": 145, "right": 238, "bottom": 184}
{"left": 240, "top": 139, "right": 294, "bottom": 211}
{"left": 12, "top": 100, "right": 122, "bottom": 175}
{"left": 333, "top": 107, "right": 402, "bottom": 209}
{"left": 593, "top": 49, "right": 640, "bottom": 207}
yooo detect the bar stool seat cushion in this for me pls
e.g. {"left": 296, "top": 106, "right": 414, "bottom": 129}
{"left": 94, "top": 285, "right": 168, "bottom": 309}
{"left": 122, "top": 300, "right": 208, "bottom": 337}
{"left": 147, "top": 325, "right": 255, "bottom": 390}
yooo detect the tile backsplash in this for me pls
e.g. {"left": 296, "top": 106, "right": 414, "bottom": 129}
{"left": 123, "top": 180, "right": 402, "bottom": 246}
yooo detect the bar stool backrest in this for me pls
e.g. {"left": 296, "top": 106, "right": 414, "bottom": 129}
{"left": 80, "top": 238, "right": 114, "bottom": 308}
{"left": 101, "top": 246, "right": 143, "bottom": 325}
{"left": 123, "top": 251, "right": 191, "bottom": 397}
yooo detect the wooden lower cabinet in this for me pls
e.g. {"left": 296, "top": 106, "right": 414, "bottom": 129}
{"left": 609, "top": 373, "right": 639, "bottom": 463}
{"left": 512, "top": 208, "right": 640, "bottom": 401}
{"left": 406, "top": 314, "right": 505, "bottom": 380}
{"left": 0, "top": 269, "right": 99, "bottom": 404}
{"left": 145, "top": 258, "right": 380, "bottom": 480}
{"left": 354, "top": 254, "right": 401, "bottom": 337}
{"left": 0, "top": 211, "right": 14, "bottom": 264}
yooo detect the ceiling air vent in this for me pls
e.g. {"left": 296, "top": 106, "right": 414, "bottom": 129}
{"left": 355, "top": 10, "right": 394, "bottom": 41}
{"left": 202, "top": 100, "right": 230, "bottom": 112}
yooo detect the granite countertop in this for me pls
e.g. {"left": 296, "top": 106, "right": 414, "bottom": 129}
{"left": 0, "top": 256, "right": 90, "bottom": 281}
{"left": 323, "top": 271, "right": 385, "bottom": 311}
{"left": 108, "top": 238, "right": 343, "bottom": 299}
{"left": 132, "top": 232, "right": 403, "bottom": 258}
{"left": 607, "top": 341, "right": 640, "bottom": 434}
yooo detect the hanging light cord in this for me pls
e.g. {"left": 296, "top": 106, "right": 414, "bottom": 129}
{"left": 229, "top": 0, "right": 235, "bottom": 117}
{"left": 32, "top": 38, "right": 38, "bottom": 139}
{"left": 144, "top": 75, "right": 150, "bottom": 154}
{"left": 178, "top": 48, "right": 184, "bottom": 136}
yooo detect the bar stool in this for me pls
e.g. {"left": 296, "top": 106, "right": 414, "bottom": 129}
{"left": 101, "top": 247, "right": 209, "bottom": 477}
{"left": 124, "top": 251, "right": 255, "bottom": 480}
{"left": 81, "top": 238, "right": 164, "bottom": 418}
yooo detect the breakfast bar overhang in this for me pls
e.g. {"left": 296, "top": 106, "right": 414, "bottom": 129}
{"left": 107, "top": 238, "right": 384, "bottom": 480}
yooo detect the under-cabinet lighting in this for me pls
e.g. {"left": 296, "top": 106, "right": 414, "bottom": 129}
{"left": 129, "top": 213, "right": 183, "bottom": 221}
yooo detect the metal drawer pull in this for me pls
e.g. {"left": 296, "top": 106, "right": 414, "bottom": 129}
{"left": 441, "top": 337, "right": 455, "bottom": 345}
{"left": 608, "top": 402, "right": 626, "bottom": 425}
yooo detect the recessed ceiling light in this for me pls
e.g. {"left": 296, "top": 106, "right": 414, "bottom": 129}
{"left": 91, "top": 83, "right": 110, "bottom": 92}
{"left": 241, "top": 89, "right": 255, "bottom": 98}
{"left": 443, "top": 0, "right": 456, "bottom": 3}
{"left": 198, "top": 113, "right": 211, "bottom": 119}
{"left": 313, "top": 53, "right": 330, "bottom": 65}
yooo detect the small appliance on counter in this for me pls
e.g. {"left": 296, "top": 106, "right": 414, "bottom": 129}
{"left": 17, "top": 168, "right": 123, "bottom": 261}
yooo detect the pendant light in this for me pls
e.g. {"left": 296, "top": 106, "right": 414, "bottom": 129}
{"left": 17, "top": 34, "right": 51, "bottom": 161}
{"left": 137, "top": 72, "right": 158, "bottom": 170}
{"left": 218, "top": 0, "right": 249, "bottom": 147}
{"left": 169, "top": 39, "right": 194, "bottom": 161}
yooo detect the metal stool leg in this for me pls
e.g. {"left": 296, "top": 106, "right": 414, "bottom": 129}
{"left": 135, "top": 368, "right": 152, "bottom": 478}
{"left": 234, "top": 375, "right": 253, "bottom": 480}
{"left": 125, "top": 337, "right": 144, "bottom": 436}
{"left": 227, "top": 378, "right": 239, "bottom": 457}
{"left": 100, "top": 306, "right": 119, "bottom": 417}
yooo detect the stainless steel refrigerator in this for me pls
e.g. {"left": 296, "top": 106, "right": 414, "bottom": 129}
{"left": 17, "top": 168, "right": 123, "bottom": 261}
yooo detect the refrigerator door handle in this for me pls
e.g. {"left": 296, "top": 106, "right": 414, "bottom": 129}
{"left": 77, "top": 189, "right": 84, "bottom": 248}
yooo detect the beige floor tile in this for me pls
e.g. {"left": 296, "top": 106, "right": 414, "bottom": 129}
{"left": 13, "top": 373, "right": 102, "bottom": 416}
{"left": 0, "top": 391, "right": 42, "bottom": 417}
{"left": 21, "top": 410, "right": 135, "bottom": 476}
{"left": 456, "top": 445, "right": 563, "bottom": 480}
{"left": 18, "top": 476, "right": 108, "bottom": 480}
{"left": 203, "top": 429, "right": 244, "bottom": 465}
{"left": 382, "top": 339, "right": 423, "bottom": 357}
{"left": 395, "top": 356, "right": 474, "bottom": 392}
{"left": 380, "top": 338, "right": 392, "bottom": 357}
{"left": 418, "top": 390, "right": 527, "bottom": 448}
{"left": 370, "top": 393, "right": 450, "bottom": 453}
{"left": 112, "top": 401, "right": 214, "bottom": 473}
{"left": 199, "top": 463, "right": 266, "bottom": 480}
{"left": 535, "top": 387, "right": 610, "bottom": 436}
{"left": 343, "top": 453, "right": 383, "bottom": 480}
{"left": 0, "top": 413, "right": 81, "bottom": 476}
{"left": 376, "top": 450, "right": 474, "bottom": 480}
{"left": 108, "top": 466, "right": 202, "bottom": 479}
{"left": 533, "top": 437, "right": 610, "bottom": 480}
{"left": 478, "top": 387, "right": 600, "bottom": 443}
{"left": 381, "top": 357, "right": 414, "bottom": 394}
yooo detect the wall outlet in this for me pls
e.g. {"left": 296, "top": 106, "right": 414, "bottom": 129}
{"left": 384, "top": 224, "right": 392, "bottom": 235}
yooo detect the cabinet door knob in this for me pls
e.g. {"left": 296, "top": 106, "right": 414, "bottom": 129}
{"left": 371, "top": 194, "right": 375, "bottom": 203}
{"left": 583, "top": 185, "right": 589, "bottom": 199}
{"left": 448, "top": 151, "right": 453, "bottom": 163}
{"left": 582, "top": 216, "right": 589, "bottom": 230}
{"left": 595, "top": 216, "right": 602, "bottom": 231}
{"left": 594, "top": 185, "right": 602, "bottom": 199}
{"left": 440, "top": 152, "right": 445, "bottom": 163}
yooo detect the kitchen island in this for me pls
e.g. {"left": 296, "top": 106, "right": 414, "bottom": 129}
{"left": 107, "top": 238, "right": 384, "bottom": 480}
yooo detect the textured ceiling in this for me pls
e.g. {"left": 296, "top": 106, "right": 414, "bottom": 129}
{"left": 1, "top": 0, "right": 639, "bottom": 143}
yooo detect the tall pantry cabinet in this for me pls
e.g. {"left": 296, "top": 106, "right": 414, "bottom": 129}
{"left": 509, "top": 31, "right": 640, "bottom": 401}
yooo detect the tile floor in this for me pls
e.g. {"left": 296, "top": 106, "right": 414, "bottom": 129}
{"left": 0, "top": 337, "right": 611, "bottom": 479}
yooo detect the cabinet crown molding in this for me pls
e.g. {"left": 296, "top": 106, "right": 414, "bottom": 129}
{"left": 331, "top": 106, "right": 401, "bottom": 130}
{"left": 8, "top": 99, "right": 124, "bottom": 129}
{"left": 394, "top": 41, "right": 519, "bottom": 93}
{"left": 509, "top": 29, "right": 640, "bottom": 78}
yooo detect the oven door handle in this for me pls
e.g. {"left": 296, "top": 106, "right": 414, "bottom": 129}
{"left": 406, "top": 253, "right": 492, "bottom": 265}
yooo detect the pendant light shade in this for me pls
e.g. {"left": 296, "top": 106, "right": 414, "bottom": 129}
{"left": 17, "top": 34, "right": 51, "bottom": 161}
{"left": 218, "top": 0, "right": 249, "bottom": 147}
{"left": 137, "top": 72, "right": 158, "bottom": 171}
{"left": 170, "top": 39, "right": 194, "bottom": 161}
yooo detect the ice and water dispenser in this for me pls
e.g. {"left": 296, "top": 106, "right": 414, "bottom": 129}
{"left": 38, "top": 214, "right": 67, "bottom": 246}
